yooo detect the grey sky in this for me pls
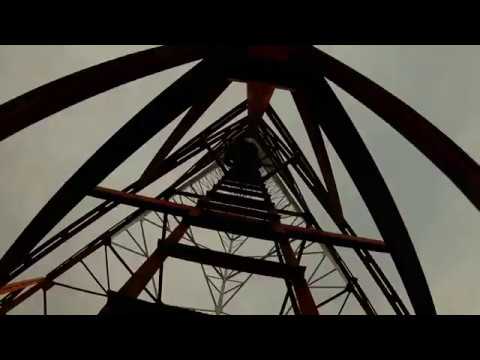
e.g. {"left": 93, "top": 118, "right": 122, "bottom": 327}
{"left": 0, "top": 45, "right": 478, "bottom": 314}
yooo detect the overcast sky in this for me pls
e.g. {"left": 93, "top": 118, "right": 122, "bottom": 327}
{"left": 0, "top": 45, "right": 478, "bottom": 314}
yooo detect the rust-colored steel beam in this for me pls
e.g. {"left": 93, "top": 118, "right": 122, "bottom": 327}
{"left": 0, "top": 281, "right": 46, "bottom": 315}
{"left": 0, "top": 277, "right": 44, "bottom": 295}
{"left": 247, "top": 81, "right": 275, "bottom": 121}
{"left": 90, "top": 186, "right": 387, "bottom": 252}
{"left": 0, "top": 233, "right": 108, "bottom": 315}
{"left": 158, "top": 242, "right": 306, "bottom": 280}
{"left": 277, "top": 237, "right": 318, "bottom": 315}
{"left": 0, "top": 46, "right": 213, "bottom": 142}
{"left": 116, "top": 222, "right": 189, "bottom": 298}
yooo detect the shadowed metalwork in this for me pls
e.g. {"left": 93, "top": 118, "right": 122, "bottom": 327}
{"left": 1, "top": 45, "right": 478, "bottom": 315}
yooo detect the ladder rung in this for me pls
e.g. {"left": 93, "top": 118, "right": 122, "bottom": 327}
{"left": 207, "top": 191, "right": 271, "bottom": 210}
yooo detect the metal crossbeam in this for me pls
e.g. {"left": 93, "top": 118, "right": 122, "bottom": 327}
{"left": 157, "top": 242, "right": 306, "bottom": 280}
{"left": 90, "top": 186, "right": 387, "bottom": 253}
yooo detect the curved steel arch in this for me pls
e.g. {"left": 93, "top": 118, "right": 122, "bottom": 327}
{"left": 0, "top": 45, "right": 212, "bottom": 142}
{"left": 292, "top": 83, "right": 435, "bottom": 314}
{"left": 309, "top": 47, "right": 480, "bottom": 211}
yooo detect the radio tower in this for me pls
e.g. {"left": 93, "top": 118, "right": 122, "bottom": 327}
{"left": 0, "top": 46, "right": 478, "bottom": 315}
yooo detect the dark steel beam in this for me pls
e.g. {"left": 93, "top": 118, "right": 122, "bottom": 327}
{"left": 254, "top": 125, "right": 314, "bottom": 218}
{"left": 293, "top": 92, "right": 344, "bottom": 221}
{"left": 157, "top": 213, "right": 168, "bottom": 303}
{"left": 262, "top": 115, "right": 318, "bottom": 194}
{"left": 261, "top": 154, "right": 298, "bottom": 182}
{"left": 294, "top": 80, "right": 435, "bottom": 314}
{"left": 171, "top": 101, "right": 247, "bottom": 161}
{"left": 308, "top": 47, "right": 480, "bottom": 211}
{"left": 52, "top": 281, "right": 108, "bottom": 298}
{"left": 139, "top": 79, "right": 232, "bottom": 184}
{"left": 101, "top": 291, "right": 211, "bottom": 316}
{"left": 158, "top": 242, "right": 305, "bottom": 280}
{"left": 316, "top": 287, "right": 350, "bottom": 309}
{"left": 263, "top": 111, "right": 338, "bottom": 223}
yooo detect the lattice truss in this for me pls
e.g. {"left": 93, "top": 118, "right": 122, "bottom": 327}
{"left": 0, "top": 46, "right": 478, "bottom": 315}
{"left": 0, "top": 119, "right": 357, "bottom": 315}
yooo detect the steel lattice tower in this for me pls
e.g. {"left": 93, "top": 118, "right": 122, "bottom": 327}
{"left": 0, "top": 45, "right": 478, "bottom": 315}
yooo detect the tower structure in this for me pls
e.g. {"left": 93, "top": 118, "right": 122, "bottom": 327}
{"left": 0, "top": 45, "right": 478, "bottom": 315}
